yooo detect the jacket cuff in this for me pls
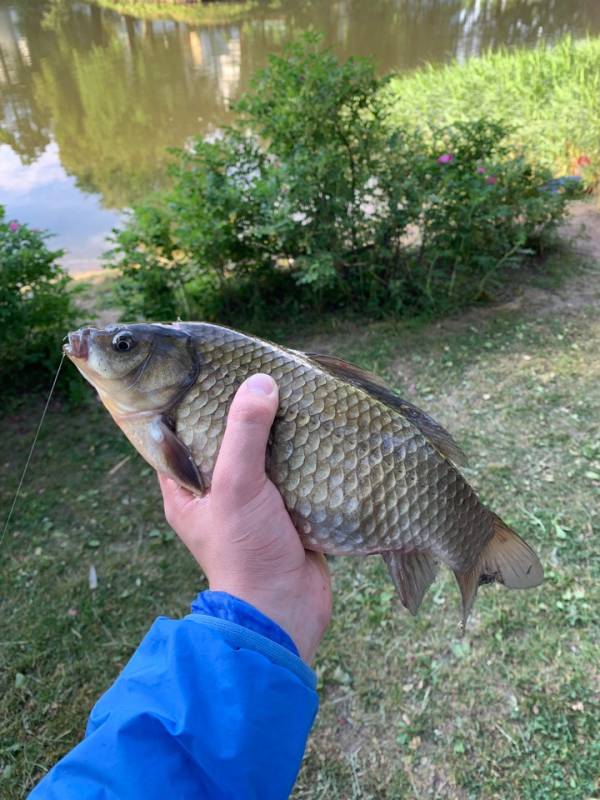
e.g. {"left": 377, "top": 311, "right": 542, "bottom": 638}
{"left": 191, "top": 590, "right": 299, "bottom": 655}
{"left": 185, "top": 612, "right": 317, "bottom": 691}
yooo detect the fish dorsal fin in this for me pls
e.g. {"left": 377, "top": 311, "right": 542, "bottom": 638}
{"left": 306, "top": 352, "right": 467, "bottom": 467}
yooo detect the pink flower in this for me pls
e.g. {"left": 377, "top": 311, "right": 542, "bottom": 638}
{"left": 577, "top": 155, "right": 591, "bottom": 167}
{"left": 437, "top": 153, "right": 454, "bottom": 164}
{"left": 486, "top": 175, "right": 497, "bottom": 185}
{"left": 8, "top": 221, "right": 20, "bottom": 232}
{"left": 476, "top": 166, "right": 486, "bottom": 174}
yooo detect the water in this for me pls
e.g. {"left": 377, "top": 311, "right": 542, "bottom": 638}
{"left": 1, "top": 0, "right": 599, "bottom": 273}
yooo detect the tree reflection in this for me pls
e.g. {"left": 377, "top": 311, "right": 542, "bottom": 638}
{"left": 30, "top": 2, "right": 242, "bottom": 207}
{"left": 0, "top": 1, "right": 52, "bottom": 161}
{"left": 1, "top": 0, "right": 598, "bottom": 210}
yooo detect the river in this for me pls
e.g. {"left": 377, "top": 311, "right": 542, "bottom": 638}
{"left": 1, "top": 0, "right": 599, "bottom": 272}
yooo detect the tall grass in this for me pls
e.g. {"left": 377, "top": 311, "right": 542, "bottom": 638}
{"left": 384, "top": 36, "right": 600, "bottom": 188}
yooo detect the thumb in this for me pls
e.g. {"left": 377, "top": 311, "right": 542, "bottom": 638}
{"left": 212, "top": 374, "right": 279, "bottom": 506}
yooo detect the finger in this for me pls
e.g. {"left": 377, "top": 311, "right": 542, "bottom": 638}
{"left": 212, "top": 374, "right": 279, "bottom": 506}
{"left": 157, "top": 472, "right": 200, "bottom": 532}
{"left": 307, "top": 551, "right": 331, "bottom": 582}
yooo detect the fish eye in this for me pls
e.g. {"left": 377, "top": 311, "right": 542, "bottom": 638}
{"left": 112, "top": 332, "right": 136, "bottom": 353}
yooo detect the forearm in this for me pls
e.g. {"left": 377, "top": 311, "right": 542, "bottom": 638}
{"left": 29, "top": 593, "right": 318, "bottom": 800}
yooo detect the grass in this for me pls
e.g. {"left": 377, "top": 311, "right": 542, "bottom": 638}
{"left": 91, "top": 0, "right": 274, "bottom": 25}
{"left": 1, "top": 250, "right": 599, "bottom": 797}
{"left": 383, "top": 36, "right": 600, "bottom": 189}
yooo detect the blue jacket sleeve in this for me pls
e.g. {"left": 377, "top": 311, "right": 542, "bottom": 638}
{"left": 29, "top": 592, "right": 319, "bottom": 800}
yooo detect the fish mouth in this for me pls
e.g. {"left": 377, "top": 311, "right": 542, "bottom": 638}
{"left": 64, "top": 328, "right": 91, "bottom": 360}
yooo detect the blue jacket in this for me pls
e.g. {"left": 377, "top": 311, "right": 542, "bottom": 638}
{"left": 29, "top": 592, "right": 319, "bottom": 799}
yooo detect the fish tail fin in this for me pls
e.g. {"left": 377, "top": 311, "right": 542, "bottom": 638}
{"left": 383, "top": 549, "right": 438, "bottom": 616}
{"left": 454, "top": 513, "right": 544, "bottom": 630}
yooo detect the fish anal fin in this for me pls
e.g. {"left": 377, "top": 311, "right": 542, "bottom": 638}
{"left": 383, "top": 549, "right": 438, "bottom": 616}
{"left": 455, "top": 513, "right": 544, "bottom": 629}
{"left": 306, "top": 352, "right": 467, "bottom": 466}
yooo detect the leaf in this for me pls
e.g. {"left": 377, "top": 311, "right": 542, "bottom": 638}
{"left": 553, "top": 523, "right": 568, "bottom": 540}
{"left": 331, "top": 665, "right": 352, "bottom": 685}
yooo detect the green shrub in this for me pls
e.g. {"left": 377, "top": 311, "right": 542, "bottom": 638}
{"left": 412, "top": 120, "right": 572, "bottom": 302}
{"left": 107, "top": 35, "right": 578, "bottom": 325}
{"left": 0, "top": 207, "right": 77, "bottom": 390}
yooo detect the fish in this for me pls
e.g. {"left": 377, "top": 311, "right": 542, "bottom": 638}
{"left": 64, "top": 322, "right": 543, "bottom": 624}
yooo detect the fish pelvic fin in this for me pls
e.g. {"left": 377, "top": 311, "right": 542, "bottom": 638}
{"left": 455, "top": 513, "right": 544, "bottom": 630}
{"left": 383, "top": 549, "right": 438, "bottom": 615}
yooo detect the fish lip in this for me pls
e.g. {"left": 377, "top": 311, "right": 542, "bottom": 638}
{"left": 64, "top": 329, "right": 90, "bottom": 360}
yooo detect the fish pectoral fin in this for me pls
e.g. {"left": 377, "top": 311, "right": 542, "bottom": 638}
{"left": 382, "top": 549, "right": 438, "bottom": 616}
{"left": 306, "top": 352, "right": 467, "bottom": 466}
{"left": 455, "top": 513, "right": 544, "bottom": 629}
{"left": 152, "top": 417, "right": 205, "bottom": 495}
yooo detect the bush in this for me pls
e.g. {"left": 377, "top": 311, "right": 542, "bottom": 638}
{"left": 108, "top": 35, "right": 578, "bottom": 325}
{"left": 411, "top": 119, "right": 573, "bottom": 303}
{"left": 0, "top": 207, "right": 77, "bottom": 390}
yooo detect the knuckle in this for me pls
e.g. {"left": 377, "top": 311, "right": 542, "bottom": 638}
{"left": 228, "top": 400, "right": 272, "bottom": 429}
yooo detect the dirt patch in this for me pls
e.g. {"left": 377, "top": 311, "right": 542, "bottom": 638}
{"left": 385, "top": 201, "right": 600, "bottom": 380}
{"left": 74, "top": 271, "right": 120, "bottom": 327}
{"left": 433, "top": 202, "right": 599, "bottom": 329}
{"left": 561, "top": 200, "right": 600, "bottom": 260}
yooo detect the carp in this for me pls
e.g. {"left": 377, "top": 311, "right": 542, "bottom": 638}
{"left": 65, "top": 322, "right": 543, "bottom": 623}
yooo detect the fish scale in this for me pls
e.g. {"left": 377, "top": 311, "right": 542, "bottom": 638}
{"left": 174, "top": 324, "right": 491, "bottom": 567}
{"left": 66, "top": 321, "right": 544, "bottom": 622}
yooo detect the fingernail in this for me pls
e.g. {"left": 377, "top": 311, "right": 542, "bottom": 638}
{"left": 247, "top": 373, "right": 275, "bottom": 396}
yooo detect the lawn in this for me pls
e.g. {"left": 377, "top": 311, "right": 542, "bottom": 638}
{"left": 1, "top": 231, "right": 599, "bottom": 798}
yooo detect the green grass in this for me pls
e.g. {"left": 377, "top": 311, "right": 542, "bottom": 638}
{"left": 91, "top": 0, "right": 273, "bottom": 25}
{"left": 1, "top": 258, "right": 599, "bottom": 798}
{"left": 383, "top": 36, "right": 600, "bottom": 188}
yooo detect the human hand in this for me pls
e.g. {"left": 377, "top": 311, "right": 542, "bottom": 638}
{"left": 158, "top": 373, "right": 333, "bottom": 663}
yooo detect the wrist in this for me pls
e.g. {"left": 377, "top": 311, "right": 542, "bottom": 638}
{"left": 191, "top": 590, "right": 299, "bottom": 656}
{"left": 207, "top": 579, "right": 321, "bottom": 663}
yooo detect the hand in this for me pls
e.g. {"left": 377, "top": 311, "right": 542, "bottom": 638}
{"left": 158, "top": 373, "right": 333, "bottom": 663}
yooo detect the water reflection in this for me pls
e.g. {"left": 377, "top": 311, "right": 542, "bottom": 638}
{"left": 0, "top": 141, "right": 121, "bottom": 270}
{"left": 1, "top": 0, "right": 599, "bottom": 271}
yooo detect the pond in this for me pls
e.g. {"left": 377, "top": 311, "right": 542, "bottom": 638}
{"left": 1, "top": 0, "right": 599, "bottom": 272}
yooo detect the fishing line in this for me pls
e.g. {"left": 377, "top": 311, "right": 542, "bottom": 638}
{"left": 0, "top": 353, "right": 66, "bottom": 551}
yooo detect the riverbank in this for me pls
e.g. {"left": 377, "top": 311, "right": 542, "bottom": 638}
{"left": 384, "top": 36, "right": 600, "bottom": 189}
{"left": 91, "top": 0, "right": 270, "bottom": 24}
{"left": 1, "top": 203, "right": 599, "bottom": 798}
